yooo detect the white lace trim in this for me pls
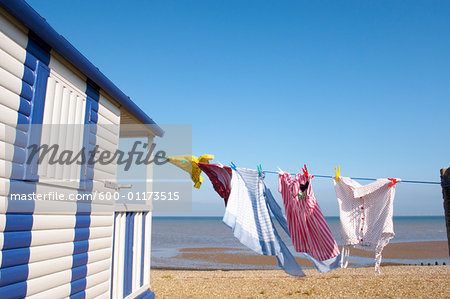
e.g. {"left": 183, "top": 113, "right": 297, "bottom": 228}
{"left": 374, "top": 233, "right": 393, "bottom": 275}
{"left": 340, "top": 245, "right": 351, "bottom": 268}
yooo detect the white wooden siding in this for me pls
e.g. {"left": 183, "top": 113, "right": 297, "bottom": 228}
{"left": 0, "top": 10, "right": 28, "bottom": 184}
{"left": 92, "top": 92, "right": 120, "bottom": 200}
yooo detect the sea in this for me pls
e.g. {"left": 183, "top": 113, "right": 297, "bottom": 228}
{"left": 151, "top": 216, "right": 449, "bottom": 269}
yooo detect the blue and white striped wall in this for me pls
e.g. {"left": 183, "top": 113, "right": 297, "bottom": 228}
{"left": 112, "top": 211, "right": 152, "bottom": 299}
{"left": 0, "top": 6, "right": 154, "bottom": 299}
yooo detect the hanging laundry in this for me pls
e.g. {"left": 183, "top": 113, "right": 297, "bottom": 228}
{"left": 278, "top": 171, "right": 341, "bottom": 268}
{"left": 264, "top": 181, "right": 338, "bottom": 273}
{"left": 333, "top": 177, "right": 399, "bottom": 274}
{"left": 197, "top": 162, "right": 232, "bottom": 206}
{"left": 166, "top": 154, "right": 214, "bottom": 188}
{"left": 223, "top": 168, "right": 305, "bottom": 277}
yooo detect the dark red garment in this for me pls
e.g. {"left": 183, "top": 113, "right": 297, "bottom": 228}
{"left": 197, "top": 162, "right": 232, "bottom": 206}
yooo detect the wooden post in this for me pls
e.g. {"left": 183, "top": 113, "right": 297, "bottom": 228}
{"left": 441, "top": 168, "right": 450, "bottom": 257}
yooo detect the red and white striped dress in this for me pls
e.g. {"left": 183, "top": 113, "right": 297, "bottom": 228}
{"left": 278, "top": 172, "right": 340, "bottom": 261}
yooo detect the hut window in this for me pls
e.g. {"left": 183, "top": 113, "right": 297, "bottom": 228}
{"left": 37, "top": 71, "right": 87, "bottom": 187}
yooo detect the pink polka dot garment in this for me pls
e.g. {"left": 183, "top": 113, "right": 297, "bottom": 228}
{"left": 333, "top": 177, "right": 399, "bottom": 274}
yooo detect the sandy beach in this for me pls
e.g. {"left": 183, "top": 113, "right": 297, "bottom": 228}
{"left": 151, "top": 266, "right": 450, "bottom": 298}
{"left": 151, "top": 241, "right": 449, "bottom": 297}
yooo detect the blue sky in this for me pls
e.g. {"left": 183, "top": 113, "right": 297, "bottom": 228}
{"left": 28, "top": 0, "right": 450, "bottom": 216}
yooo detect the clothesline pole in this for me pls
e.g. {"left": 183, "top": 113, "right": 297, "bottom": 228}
{"left": 440, "top": 167, "right": 450, "bottom": 258}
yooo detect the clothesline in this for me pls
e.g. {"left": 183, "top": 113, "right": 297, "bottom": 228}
{"left": 164, "top": 155, "right": 444, "bottom": 186}
{"left": 262, "top": 170, "right": 441, "bottom": 185}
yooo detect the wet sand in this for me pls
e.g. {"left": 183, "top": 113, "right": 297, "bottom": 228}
{"left": 163, "top": 241, "right": 449, "bottom": 269}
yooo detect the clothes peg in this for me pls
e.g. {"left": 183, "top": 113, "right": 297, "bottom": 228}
{"left": 302, "top": 164, "right": 313, "bottom": 178}
{"left": 335, "top": 166, "right": 341, "bottom": 182}
{"left": 217, "top": 161, "right": 224, "bottom": 167}
{"left": 230, "top": 162, "right": 237, "bottom": 170}
{"left": 257, "top": 164, "right": 261, "bottom": 176}
{"left": 277, "top": 166, "right": 284, "bottom": 174}
{"left": 388, "top": 178, "right": 398, "bottom": 187}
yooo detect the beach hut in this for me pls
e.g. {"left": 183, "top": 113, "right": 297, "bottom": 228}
{"left": 0, "top": 0, "right": 162, "bottom": 298}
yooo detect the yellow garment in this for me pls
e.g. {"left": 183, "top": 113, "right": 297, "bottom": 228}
{"left": 166, "top": 154, "right": 214, "bottom": 189}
